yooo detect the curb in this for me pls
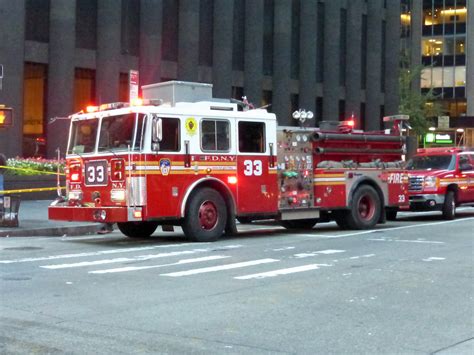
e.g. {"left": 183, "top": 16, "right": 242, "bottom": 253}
{"left": 0, "top": 224, "right": 101, "bottom": 237}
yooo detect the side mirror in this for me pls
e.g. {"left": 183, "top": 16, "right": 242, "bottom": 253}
{"left": 152, "top": 117, "right": 162, "bottom": 143}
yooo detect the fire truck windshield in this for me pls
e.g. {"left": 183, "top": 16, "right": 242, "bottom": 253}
{"left": 98, "top": 113, "right": 145, "bottom": 152}
{"left": 68, "top": 118, "right": 99, "bottom": 154}
{"left": 406, "top": 155, "right": 456, "bottom": 171}
{"left": 68, "top": 113, "right": 145, "bottom": 155}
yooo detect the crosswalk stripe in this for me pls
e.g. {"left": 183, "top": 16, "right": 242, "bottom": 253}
{"left": 160, "top": 258, "right": 279, "bottom": 277}
{"left": 235, "top": 263, "right": 332, "bottom": 280}
{"left": 40, "top": 248, "right": 214, "bottom": 269}
{"left": 89, "top": 255, "right": 230, "bottom": 274}
{"left": 0, "top": 243, "right": 242, "bottom": 264}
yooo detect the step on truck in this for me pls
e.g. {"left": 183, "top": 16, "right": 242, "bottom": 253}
{"left": 49, "top": 81, "right": 409, "bottom": 242}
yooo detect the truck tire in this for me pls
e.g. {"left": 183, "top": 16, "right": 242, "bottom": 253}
{"left": 345, "top": 185, "right": 381, "bottom": 230}
{"left": 117, "top": 221, "right": 159, "bottom": 238}
{"left": 442, "top": 190, "right": 456, "bottom": 220}
{"left": 182, "top": 188, "right": 227, "bottom": 242}
{"left": 280, "top": 219, "right": 318, "bottom": 230}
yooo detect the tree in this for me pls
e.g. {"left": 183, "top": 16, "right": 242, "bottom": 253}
{"left": 398, "top": 51, "right": 443, "bottom": 136}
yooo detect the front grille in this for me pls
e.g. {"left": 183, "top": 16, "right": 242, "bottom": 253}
{"left": 408, "top": 176, "right": 424, "bottom": 192}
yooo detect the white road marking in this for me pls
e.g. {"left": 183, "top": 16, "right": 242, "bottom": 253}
{"left": 368, "top": 238, "right": 445, "bottom": 244}
{"left": 297, "top": 217, "right": 474, "bottom": 239}
{"left": 235, "top": 263, "right": 332, "bottom": 280}
{"left": 422, "top": 257, "right": 446, "bottom": 262}
{"left": 271, "top": 247, "right": 296, "bottom": 251}
{"left": 294, "top": 249, "right": 346, "bottom": 258}
{"left": 0, "top": 243, "right": 241, "bottom": 264}
{"left": 349, "top": 254, "right": 376, "bottom": 259}
{"left": 89, "top": 255, "right": 230, "bottom": 274}
{"left": 160, "top": 258, "right": 279, "bottom": 277}
{"left": 40, "top": 248, "right": 215, "bottom": 269}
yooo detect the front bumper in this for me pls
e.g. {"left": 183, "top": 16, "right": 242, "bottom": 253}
{"left": 48, "top": 204, "right": 143, "bottom": 223}
{"left": 409, "top": 194, "right": 445, "bottom": 211}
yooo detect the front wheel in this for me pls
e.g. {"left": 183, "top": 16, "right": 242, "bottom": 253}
{"left": 280, "top": 219, "right": 318, "bottom": 230}
{"left": 442, "top": 190, "right": 456, "bottom": 220}
{"left": 117, "top": 221, "right": 159, "bottom": 238}
{"left": 182, "top": 188, "right": 227, "bottom": 242}
{"left": 345, "top": 185, "right": 381, "bottom": 230}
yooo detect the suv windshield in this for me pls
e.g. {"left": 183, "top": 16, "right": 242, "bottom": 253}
{"left": 406, "top": 155, "right": 455, "bottom": 171}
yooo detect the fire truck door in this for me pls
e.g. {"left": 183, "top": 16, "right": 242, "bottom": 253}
{"left": 236, "top": 121, "right": 278, "bottom": 214}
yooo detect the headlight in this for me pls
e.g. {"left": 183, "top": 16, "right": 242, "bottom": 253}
{"left": 424, "top": 176, "right": 438, "bottom": 189}
{"left": 111, "top": 189, "right": 126, "bottom": 202}
{"left": 68, "top": 191, "right": 83, "bottom": 200}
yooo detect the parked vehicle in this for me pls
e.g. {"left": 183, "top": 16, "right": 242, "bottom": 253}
{"left": 403, "top": 147, "right": 474, "bottom": 220}
{"left": 49, "top": 81, "right": 409, "bottom": 241}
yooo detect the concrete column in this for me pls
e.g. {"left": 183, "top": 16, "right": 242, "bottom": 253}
{"left": 467, "top": 0, "right": 474, "bottom": 116}
{"left": 139, "top": 0, "right": 163, "bottom": 87}
{"left": 385, "top": 0, "right": 401, "bottom": 116}
{"left": 365, "top": 0, "right": 382, "bottom": 130}
{"left": 323, "top": 0, "right": 340, "bottom": 122}
{"left": 273, "top": 0, "right": 292, "bottom": 125}
{"left": 96, "top": 0, "right": 121, "bottom": 104}
{"left": 298, "top": 0, "right": 317, "bottom": 116}
{"left": 46, "top": 0, "right": 76, "bottom": 158}
{"left": 243, "top": 0, "right": 264, "bottom": 105}
{"left": 410, "top": 0, "right": 422, "bottom": 90}
{"left": 178, "top": 0, "right": 199, "bottom": 81}
{"left": 213, "top": 0, "right": 234, "bottom": 99}
{"left": 345, "top": 0, "right": 362, "bottom": 125}
{"left": 0, "top": 0, "right": 25, "bottom": 157}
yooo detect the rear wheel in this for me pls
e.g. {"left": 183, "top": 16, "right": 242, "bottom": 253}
{"left": 280, "top": 219, "right": 318, "bottom": 230}
{"left": 117, "top": 221, "right": 159, "bottom": 238}
{"left": 345, "top": 185, "right": 381, "bottom": 230}
{"left": 182, "top": 188, "right": 227, "bottom": 242}
{"left": 442, "top": 190, "right": 456, "bottom": 220}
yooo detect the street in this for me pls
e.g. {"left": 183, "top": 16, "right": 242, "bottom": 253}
{"left": 1, "top": 209, "right": 473, "bottom": 354}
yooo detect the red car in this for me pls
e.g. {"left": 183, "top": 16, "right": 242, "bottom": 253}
{"left": 405, "top": 148, "right": 474, "bottom": 219}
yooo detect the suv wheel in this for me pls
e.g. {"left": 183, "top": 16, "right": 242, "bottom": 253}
{"left": 442, "top": 190, "right": 456, "bottom": 220}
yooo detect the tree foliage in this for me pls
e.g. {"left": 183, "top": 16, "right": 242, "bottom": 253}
{"left": 398, "top": 51, "right": 443, "bottom": 135}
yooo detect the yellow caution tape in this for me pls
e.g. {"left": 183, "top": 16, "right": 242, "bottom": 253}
{"left": 0, "top": 186, "right": 66, "bottom": 194}
{"left": 0, "top": 165, "right": 66, "bottom": 176}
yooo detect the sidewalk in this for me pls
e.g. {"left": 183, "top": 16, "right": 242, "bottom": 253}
{"left": 0, "top": 200, "right": 101, "bottom": 237}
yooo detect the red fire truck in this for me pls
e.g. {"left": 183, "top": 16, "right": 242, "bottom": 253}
{"left": 49, "top": 81, "right": 409, "bottom": 242}
{"left": 405, "top": 147, "right": 474, "bottom": 219}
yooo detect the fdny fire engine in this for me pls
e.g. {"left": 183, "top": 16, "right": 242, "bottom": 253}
{"left": 49, "top": 81, "right": 409, "bottom": 242}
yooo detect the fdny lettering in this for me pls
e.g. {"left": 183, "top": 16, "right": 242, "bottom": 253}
{"left": 70, "top": 183, "right": 81, "bottom": 190}
{"left": 200, "top": 155, "right": 237, "bottom": 162}
{"left": 112, "top": 182, "right": 125, "bottom": 189}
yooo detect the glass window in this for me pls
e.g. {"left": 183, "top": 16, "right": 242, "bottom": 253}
{"left": 69, "top": 118, "right": 99, "bottom": 154}
{"left": 406, "top": 155, "right": 456, "bottom": 170}
{"left": 422, "top": 37, "right": 444, "bottom": 56}
{"left": 74, "top": 69, "right": 95, "bottom": 113}
{"left": 158, "top": 117, "right": 180, "bottom": 151}
{"left": 201, "top": 120, "right": 230, "bottom": 151}
{"left": 98, "top": 114, "right": 143, "bottom": 152}
{"left": 454, "top": 66, "right": 466, "bottom": 87}
{"left": 238, "top": 122, "right": 265, "bottom": 153}
{"left": 455, "top": 37, "right": 465, "bottom": 54}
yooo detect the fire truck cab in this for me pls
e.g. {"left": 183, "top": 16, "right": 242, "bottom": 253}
{"left": 406, "top": 147, "right": 474, "bottom": 219}
{"left": 49, "top": 81, "right": 409, "bottom": 242}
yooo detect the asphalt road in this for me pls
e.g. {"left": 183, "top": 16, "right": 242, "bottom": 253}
{"left": 1, "top": 209, "right": 473, "bottom": 354}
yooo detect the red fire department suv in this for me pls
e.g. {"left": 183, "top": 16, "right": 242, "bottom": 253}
{"left": 405, "top": 147, "right": 474, "bottom": 219}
